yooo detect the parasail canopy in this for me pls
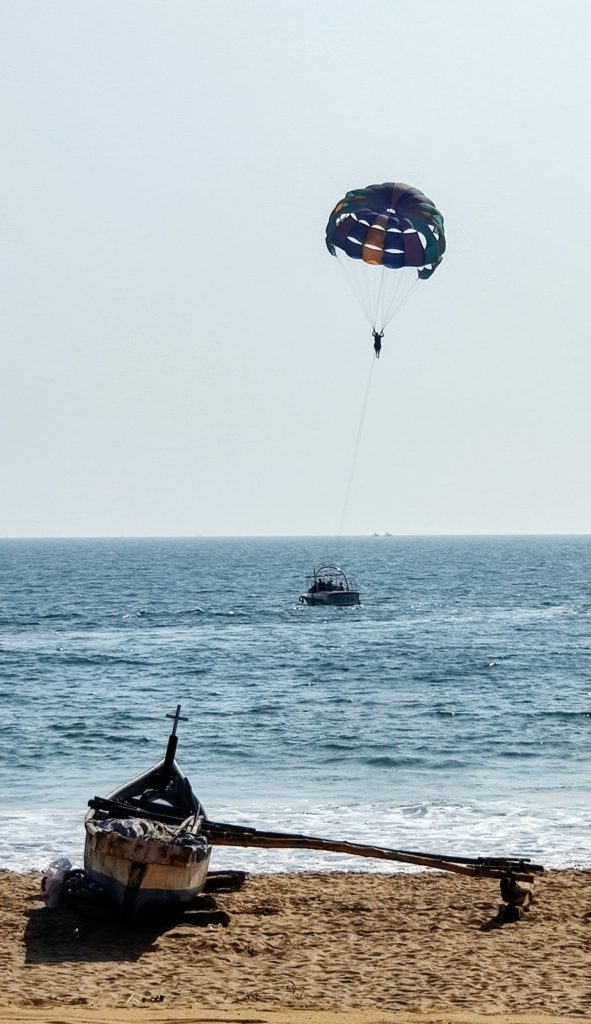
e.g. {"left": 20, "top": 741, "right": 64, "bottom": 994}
{"left": 325, "top": 182, "right": 446, "bottom": 333}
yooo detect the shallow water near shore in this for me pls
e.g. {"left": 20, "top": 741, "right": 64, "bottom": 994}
{"left": 0, "top": 535, "right": 590, "bottom": 872}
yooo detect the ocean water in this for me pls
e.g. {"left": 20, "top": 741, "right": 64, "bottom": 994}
{"left": 0, "top": 536, "right": 590, "bottom": 875}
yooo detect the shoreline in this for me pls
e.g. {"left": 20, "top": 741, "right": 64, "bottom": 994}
{"left": 1, "top": 868, "right": 589, "bottom": 1022}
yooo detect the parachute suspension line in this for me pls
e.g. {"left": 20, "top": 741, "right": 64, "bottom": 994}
{"left": 379, "top": 268, "right": 420, "bottom": 330}
{"left": 384, "top": 272, "right": 421, "bottom": 327}
{"left": 338, "top": 356, "right": 376, "bottom": 536}
{"left": 372, "top": 266, "right": 387, "bottom": 329}
{"left": 337, "top": 254, "right": 374, "bottom": 325}
{"left": 337, "top": 255, "right": 422, "bottom": 334}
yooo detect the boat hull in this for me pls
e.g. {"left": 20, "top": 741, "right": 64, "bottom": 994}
{"left": 84, "top": 818, "right": 211, "bottom": 917}
{"left": 301, "top": 591, "right": 360, "bottom": 606}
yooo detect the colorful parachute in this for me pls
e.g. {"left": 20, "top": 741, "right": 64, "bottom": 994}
{"left": 325, "top": 182, "right": 446, "bottom": 336}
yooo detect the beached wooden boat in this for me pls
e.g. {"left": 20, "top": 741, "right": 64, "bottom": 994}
{"left": 84, "top": 707, "right": 210, "bottom": 918}
{"left": 85, "top": 705, "right": 544, "bottom": 920}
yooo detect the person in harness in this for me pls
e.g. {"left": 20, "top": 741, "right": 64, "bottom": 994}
{"left": 372, "top": 329, "right": 383, "bottom": 359}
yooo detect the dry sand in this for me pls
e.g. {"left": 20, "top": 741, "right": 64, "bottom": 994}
{"left": 0, "top": 868, "right": 590, "bottom": 1024}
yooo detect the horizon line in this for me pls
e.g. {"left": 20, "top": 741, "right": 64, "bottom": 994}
{"left": 1, "top": 532, "right": 591, "bottom": 541}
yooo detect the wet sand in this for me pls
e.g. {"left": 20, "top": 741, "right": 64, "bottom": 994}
{"left": 1, "top": 868, "right": 590, "bottom": 1023}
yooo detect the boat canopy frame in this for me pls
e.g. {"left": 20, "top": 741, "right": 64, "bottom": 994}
{"left": 305, "top": 564, "right": 355, "bottom": 592}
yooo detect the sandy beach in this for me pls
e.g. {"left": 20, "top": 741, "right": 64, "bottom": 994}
{"left": 1, "top": 868, "right": 590, "bottom": 1024}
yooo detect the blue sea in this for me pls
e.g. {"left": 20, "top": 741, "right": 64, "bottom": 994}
{"left": 0, "top": 536, "right": 590, "bottom": 875}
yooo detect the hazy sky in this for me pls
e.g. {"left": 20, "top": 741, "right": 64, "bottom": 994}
{"left": 2, "top": 0, "right": 591, "bottom": 537}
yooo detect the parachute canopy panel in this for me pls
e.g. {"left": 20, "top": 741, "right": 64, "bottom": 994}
{"left": 325, "top": 182, "right": 446, "bottom": 280}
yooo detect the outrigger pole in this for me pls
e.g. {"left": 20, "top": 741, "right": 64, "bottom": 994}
{"left": 204, "top": 821, "right": 544, "bottom": 884}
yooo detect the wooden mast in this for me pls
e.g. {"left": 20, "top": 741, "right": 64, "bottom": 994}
{"left": 159, "top": 704, "right": 188, "bottom": 786}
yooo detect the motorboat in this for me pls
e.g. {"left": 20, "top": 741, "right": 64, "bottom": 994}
{"left": 299, "top": 565, "right": 360, "bottom": 607}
